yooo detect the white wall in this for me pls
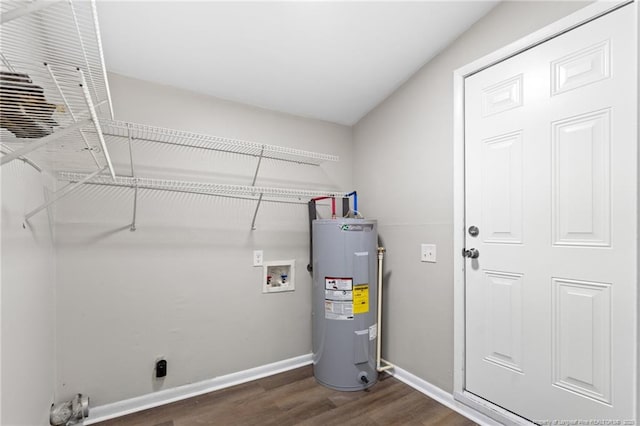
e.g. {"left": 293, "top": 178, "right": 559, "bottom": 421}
{"left": 352, "top": 1, "right": 591, "bottom": 393}
{"left": 54, "top": 73, "right": 353, "bottom": 406}
{"left": 1, "top": 161, "right": 56, "bottom": 426}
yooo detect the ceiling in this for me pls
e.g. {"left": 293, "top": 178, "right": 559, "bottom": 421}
{"left": 97, "top": 1, "right": 498, "bottom": 126}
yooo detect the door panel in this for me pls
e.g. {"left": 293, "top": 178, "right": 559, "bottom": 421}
{"left": 464, "top": 4, "right": 636, "bottom": 422}
{"left": 551, "top": 40, "right": 610, "bottom": 96}
{"left": 483, "top": 270, "right": 524, "bottom": 374}
{"left": 552, "top": 278, "right": 612, "bottom": 404}
{"left": 482, "top": 131, "right": 523, "bottom": 244}
{"left": 552, "top": 109, "right": 611, "bottom": 246}
{"left": 482, "top": 74, "right": 524, "bottom": 116}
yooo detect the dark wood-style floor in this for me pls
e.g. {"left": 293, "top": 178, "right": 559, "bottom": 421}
{"left": 95, "top": 365, "right": 477, "bottom": 426}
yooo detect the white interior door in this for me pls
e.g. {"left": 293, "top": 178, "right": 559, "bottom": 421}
{"left": 464, "top": 4, "right": 637, "bottom": 422}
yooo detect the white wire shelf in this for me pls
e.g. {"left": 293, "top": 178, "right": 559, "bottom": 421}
{"left": 99, "top": 120, "right": 340, "bottom": 166}
{"left": 2, "top": 1, "right": 342, "bottom": 228}
{"left": 58, "top": 171, "right": 345, "bottom": 201}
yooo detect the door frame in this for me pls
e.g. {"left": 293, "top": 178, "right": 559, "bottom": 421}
{"left": 452, "top": 1, "right": 639, "bottom": 424}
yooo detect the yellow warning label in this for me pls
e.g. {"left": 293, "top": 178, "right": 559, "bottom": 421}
{"left": 353, "top": 284, "right": 369, "bottom": 314}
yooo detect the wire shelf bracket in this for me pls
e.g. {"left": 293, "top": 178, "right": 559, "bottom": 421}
{"left": 78, "top": 69, "right": 115, "bottom": 180}
{"left": 250, "top": 193, "right": 265, "bottom": 231}
{"left": 250, "top": 146, "right": 266, "bottom": 230}
{"left": 127, "top": 123, "right": 138, "bottom": 232}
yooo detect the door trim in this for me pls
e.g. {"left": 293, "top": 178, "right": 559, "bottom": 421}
{"left": 452, "top": 1, "right": 638, "bottom": 424}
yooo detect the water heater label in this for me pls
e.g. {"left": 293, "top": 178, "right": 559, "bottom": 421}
{"left": 353, "top": 284, "right": 369, "bottom": 314}
{"left": 325, "top": 301, "right": 353, "bottom": 320}
{"left": 325, "top": 289, "right": 352, "bottom": 301}
{"left": 339, "top": 224, "right": 374, "bottom": 232}
{"left": 325, "top": 277, "right": 353, "bottom": 291}
{"left": 369, "top": 323, "right": 377, "bottom": 340}
{"left": 325, "top": 278, "right": 356, "bottom": 319}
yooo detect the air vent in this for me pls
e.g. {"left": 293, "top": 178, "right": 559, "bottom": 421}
{"left": 0, "top": 70, "right": 59, "bottom": 139}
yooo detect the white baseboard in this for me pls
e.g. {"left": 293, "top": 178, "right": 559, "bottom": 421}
{"left": 85, "top": 353, "right": 313, "bottom": 425}
{"left": 388, "top": 365, "right": 503, "bottom": 426}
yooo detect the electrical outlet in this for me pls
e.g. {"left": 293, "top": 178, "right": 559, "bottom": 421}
{"left": 155, "top": 358, "right": 167, "bottom": 378}
{"left": 253, "top": 250, "right": 263, "bottom": 266}
{"left": 421, "top": 244, "right": 436, "bottom": 263}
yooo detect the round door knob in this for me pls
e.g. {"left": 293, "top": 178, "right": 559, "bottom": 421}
{"left": 462, "top": 248, "right": 480, "bottom": 259}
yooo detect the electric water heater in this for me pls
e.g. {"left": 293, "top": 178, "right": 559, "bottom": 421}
{"left": 311, "top": 218, "right": 378, "bottom": 391}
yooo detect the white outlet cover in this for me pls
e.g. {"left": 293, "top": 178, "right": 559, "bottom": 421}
{"left": 253, "top": 250, "right": 263, "bottom": 266}
{"left": 421, "top": 244, "right": 436, "bottom": 263}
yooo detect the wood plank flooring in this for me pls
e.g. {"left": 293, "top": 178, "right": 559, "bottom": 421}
{"left": 95, "top": 366, "right": 477, "bottom": 426}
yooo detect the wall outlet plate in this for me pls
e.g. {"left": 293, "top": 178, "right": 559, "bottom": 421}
{"left": 253, "top": 250, "right": 263, "bottom": 267}
{"left": 263, "top": 260, "right": 295, "bottom": 293}
{"left": 155, "top": 359, "right": 167, "bottom": 378}
{"left": 421, "top": 244, "right": 436, "bottom": 263}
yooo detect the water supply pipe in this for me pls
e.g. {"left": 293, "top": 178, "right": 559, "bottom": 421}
{"left": 311, "top": 196, "right": 336, "bottom": 218}
{"left": 346, "top": 191, "right": 358, "bottom": 216}
{"left": 376, "top": 246, "right": 394, "bottom": 373}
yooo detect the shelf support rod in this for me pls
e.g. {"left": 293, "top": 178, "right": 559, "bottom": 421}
{"left": 130, "top": 183, "right": 138, "bottom": 232}
{"left": 127, "top": 124, "right": 136, "bottom": 177}
{"left": 251, "top": 146, "right": 265, "bottom": 187}
{"left": 24, "top": 166, "right": 107, "bottom": 221}
{"left": 249, "top": 146, "right": 266, "bottom": 230}
{"left": 127, "top": 124, "right": 138, "bottom": 231}
{"left": 0, "top": 0, "right": 62, "bottom": 25}
{"left": 78, "top": 69, "right": 116, "bottom": 180}
{"left": 250, "top": 193, "right": 264, "bottom": 231}
{"left": 45, "top": 63, "right": 101, "bottom": 169}
{"left": 0, "top": 119, "right": 91, "bottom": 166}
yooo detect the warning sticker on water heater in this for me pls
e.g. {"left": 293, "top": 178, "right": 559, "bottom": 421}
{"left": 325, "top": 277, "right": 353, "bottom": 291}
{"left": 325, "top": 289, "right": 352, "bottom": 301}
{"left": 353, "top": 284, "right": 369, "bottom": 314}
{"left": 325, "top": 301, "right": 353, "bottom": 320}
{"left": 324, "top": 277, "right": 354, "bottom": 320}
